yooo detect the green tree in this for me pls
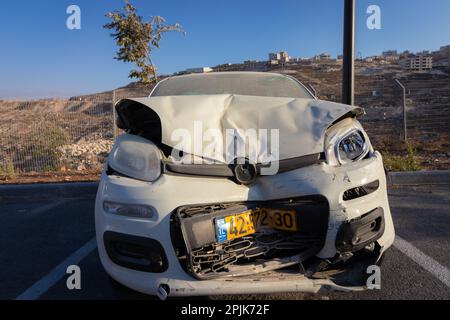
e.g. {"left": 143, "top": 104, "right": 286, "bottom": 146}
{"left": 104, "top": 0, "right": 185, "bottom": 84}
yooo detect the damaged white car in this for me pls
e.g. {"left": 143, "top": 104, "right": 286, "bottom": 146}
{"left": 95, "top": 72, "right": 395, "bottom": 299}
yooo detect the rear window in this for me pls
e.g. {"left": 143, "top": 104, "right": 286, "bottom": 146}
{"left": 151, "top": 73, "right": 314, "bottom": 99}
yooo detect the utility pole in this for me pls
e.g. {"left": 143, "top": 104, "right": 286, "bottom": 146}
{"left": 395, "top": 79, "right": 408, "bottom": 143}
{"left": 342, "top": 0, "right": 356, "bottom": 106}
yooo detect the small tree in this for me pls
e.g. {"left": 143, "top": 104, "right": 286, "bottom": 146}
{"left": 104, "top": 0, "right": 185, "bottom": 84}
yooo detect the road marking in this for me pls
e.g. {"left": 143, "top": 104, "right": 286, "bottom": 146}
{"left": 394, "top": 236, "right": 450, "bottom": 288}
{"left": 15, "top": 237, "right": 97, "bottom": 300}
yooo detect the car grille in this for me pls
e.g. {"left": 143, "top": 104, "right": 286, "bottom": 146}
{"left": 170, "top": 196, "right": 329, "bottom": 279}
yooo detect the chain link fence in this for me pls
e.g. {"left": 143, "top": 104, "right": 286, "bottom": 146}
{"left": 0, "top": 98, "right": 114, "bottom": 176}
{"left": 352, "top": 76, "right": 450, "bottom": 170}
{"left": 354, "top": 77, "right": 450, "bottom": 146}
{"left": 0, "top": 86, "right": 151, "bottom": 180}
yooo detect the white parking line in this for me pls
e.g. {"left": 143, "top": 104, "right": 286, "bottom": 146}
{"left": 15, "top": 237, "right": 97, "bottom": 300}
{"left": 394, "top": 236, "right": 450, "bottom": 288}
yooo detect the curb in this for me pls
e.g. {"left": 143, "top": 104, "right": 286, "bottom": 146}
{"left": 387, "top": 170, "right": 450, "bottom": 186}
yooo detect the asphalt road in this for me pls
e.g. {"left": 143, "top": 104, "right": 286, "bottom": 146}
{"left": 0, "top": 183, "right": 449, "bottom": 300}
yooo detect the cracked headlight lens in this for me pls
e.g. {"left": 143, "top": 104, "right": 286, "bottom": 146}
{"left": 109, "top": 134, "right": 162, "bottom": 182}
{"left": 325, "top": 119, "right": 371, "bottom": 166}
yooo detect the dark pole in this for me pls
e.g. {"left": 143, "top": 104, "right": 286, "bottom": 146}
{"left": 395, "top": 79, "right": 408, "bottom": 143}
{"left": 342, "top": 0, "right": 355, "bottom": 105}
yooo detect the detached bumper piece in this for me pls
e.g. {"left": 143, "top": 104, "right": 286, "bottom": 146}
{"left": 336, "top": 208, "right": 385, "bottom": 253}
{"left": 170, "top": 196, "right": 329, "bottom": 280}
{"left": 104, "top": 231, "right": 168, "bottom": 273}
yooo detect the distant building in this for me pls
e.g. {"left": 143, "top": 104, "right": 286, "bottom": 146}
{"left": 381, "top": 50, "right": 400, "bottom": 62}
{"left": 268, "top": 51, "right": 290, "bottom": 64}
{"left": 337, "top": 54, "right": 344, "bottom": 61}
{"left": 269, "top": 59, "right": 279, "bottom": 66}
{"left": 432, "top": 45, "right": 450, "bottom": 69}
{"left": 400, "top": 55, "right": 433, "bottom": 71}
{"left": 313, "top": 53, "right": 331, "bottom": 61}
{"left": 385, "top": 55, "right": 400, "bottom": 62}
{"left": 400, "top": 50, "right": 412, "bottom": 59}
{"left": 289, "top": 57, "right": 305, "bottom": 63}
{"left": 279, "top": 51, "right": 289, "bottom": 63}
{"left": 440, "top": 45, "right": 450, "bottom": 57}
{"left": 382, "top": 50, "right": 398, "bottom": 57}
{"left": 433, "top": 45, "right": 450, "bottom": 60}
{"left": 184, "top": 67, "right": 213, "bottom": 74}
{"left": 268, "top": 52, "right": 281, "bottom": 61}
{"left": 417, "top": 50, "right": 430, "bottom": 56}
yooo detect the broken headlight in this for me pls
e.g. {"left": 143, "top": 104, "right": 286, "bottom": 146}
{"left": 325, "top": 118, "right": 371, "bottom": 166}
{"left": 109, "top": 134, "right": 162, "bottom": 182}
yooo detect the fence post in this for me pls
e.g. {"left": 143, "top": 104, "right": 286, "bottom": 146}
{"left": 394, "top": 79, "right": 408, "bottom": 143}
{"left": 112, "top": 90, "right": 117, "bottom": 138}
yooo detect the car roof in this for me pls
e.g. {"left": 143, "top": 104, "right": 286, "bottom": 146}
{"left": 150, "top": 71, "right": 316, "bottom": 99}
{"left": 167, "top": 71, "right": 291, "bottom": 80}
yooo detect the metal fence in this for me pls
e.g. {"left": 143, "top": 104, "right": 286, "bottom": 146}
{"left": 0, "top": 86, "right": 154, "bottom": 179}
{"left": 0, "top": 98, "right": 115, "bottom": 176}
{"left": 353, "top": 79, "right": 450, "bottom": 147}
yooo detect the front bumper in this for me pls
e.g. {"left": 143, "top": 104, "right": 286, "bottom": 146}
{"left": 95, "top": 151, "right": 395, "bottom": 297}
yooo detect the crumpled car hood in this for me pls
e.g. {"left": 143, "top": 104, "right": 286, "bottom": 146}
{"left": 117, "top": 94, "right": 363, "bottom": 163}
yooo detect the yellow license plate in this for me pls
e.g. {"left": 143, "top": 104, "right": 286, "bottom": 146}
{"left": 216, "top": 209, "right": 298, "bottom": 243}
{"left": 216, "top": 211, "right": 256, "bottom": 243}
{"left": 253, "top": 208, "right": 298, "bottom": 232}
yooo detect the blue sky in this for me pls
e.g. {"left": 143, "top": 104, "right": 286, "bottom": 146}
{"left": 0, "top": 0, "right": 449, "bottom": 99}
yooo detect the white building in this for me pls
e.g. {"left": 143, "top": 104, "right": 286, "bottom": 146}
{"left": 268, "top": 51, "right": 289, "bottom": 63}
{"left": 313, "top": 53, "right": 331, "bottom": 61}
{"left": 385, "top": 55, "right": 400, "bottom": 62}
{"left": 268, "top": 52, "right": 281, "bottom": 61}
{"left": 279, "top": 51, "right": 289, "bottom": 63}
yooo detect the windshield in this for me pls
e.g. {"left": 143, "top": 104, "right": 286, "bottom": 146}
{"left": 151, "top": 72, "right": 314, "bottom": 99}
